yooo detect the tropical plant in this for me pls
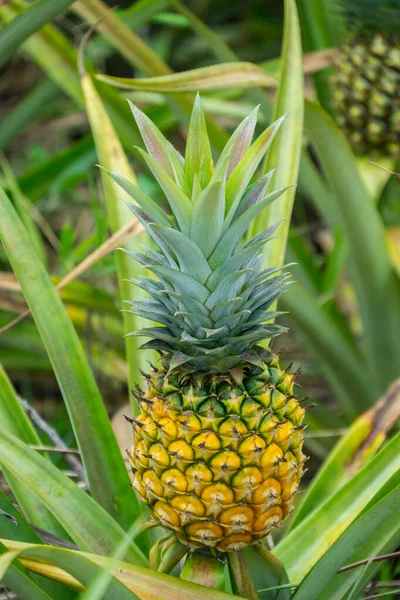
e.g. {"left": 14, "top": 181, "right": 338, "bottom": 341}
{"left": 0, "top": 0, "right": 399, "bottom": 599}
{"left": 331, "top": 0, "right": 400, "bottom": 156}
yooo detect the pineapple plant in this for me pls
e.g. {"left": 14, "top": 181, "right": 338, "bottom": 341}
{"left": 105, "top": 97, "right": 307, "bottom": 553}
{"left": 331, "top": 0, "right": 400, "bottom": 156}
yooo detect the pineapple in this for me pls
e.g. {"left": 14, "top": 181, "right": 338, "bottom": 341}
{"left": 106, "top": 97, "right": 306, "bottom": 552}
{"left": 332, "top": 0, "right": 400, "bottom": 156}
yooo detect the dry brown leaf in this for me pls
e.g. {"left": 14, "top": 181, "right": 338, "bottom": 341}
{"left": 303, "top": 48, "right": 340, "bottom": 74}
{"left": 348, "top": 378, "right": 400, "bottom": 474}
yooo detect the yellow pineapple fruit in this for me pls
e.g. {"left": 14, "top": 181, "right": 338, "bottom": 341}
{"left": 105, "top": 97, "right": 306, "bottom": 552}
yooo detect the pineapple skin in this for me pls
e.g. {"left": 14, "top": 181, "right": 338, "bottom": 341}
{"left": 128, "top": 357, "right": 305, "bottom": 552}
{"left": 332, "top": 32, "right": 400, "bottom": 156}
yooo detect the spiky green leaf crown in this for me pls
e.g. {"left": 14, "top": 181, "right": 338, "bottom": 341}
{"left": 105, "top": 96, "right": 290, "bottom": 372}
{"left": 339, "top": 0, "right": 400, "bottom": 33}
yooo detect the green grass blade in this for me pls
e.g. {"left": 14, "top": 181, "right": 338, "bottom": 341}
{"left": 0, "top": 155, "right": 46, "bottom": 264}
{"left": 256, "top": 0, "right": 303, "bottom": 269}
{"left": 320, "top": 511, "right": 400, "bottom": 599}
{"left": 320, "top": 228, "right": 348, "bottom": 296}
{"left": 292, "top": 482, "right": 400, "bottom": 599}
{"left": 0, "top": 3, "right": 82, "bottom": 106}
{"left": 0, "top": 365, "right": 66, "bottom": 537}
{"left": 81, "top": 69, "right": 156, "bottom": 411}
{"left": 297, "top": 0, "right": 345, "bottom": 110}
{"left": 297, "top": 153, "right": 338, "bottom": 230}
{"left": 281, "top": 284, "right": 373, "bottom": 418}
{"left": 0, "top": 79, "right": 59, "bottom": 151}
{"left": 0, "top": 186, "right": 139, "bottom": 529}
{"left": 170, "top": 0, "right": 236, "bottom": 62}
{"left": 0, "top": 429, "right": 147, "bottom": 565}
{"left": 297, "top": 0, "right": 345, "bottom": 49}
{"left": 123, "top": 0, "right": 169, "bottom": 30}
{"left": 305, "top": 100, "right": 400, "bottom": 394}
{"left": 18, "top": 136, "right": 95, "bottom": 203}
{"left": 0, "top": 0, "right": 75, "bottom": 69}
{"left": 274, "top": 431, "right": 400, "bottom": 582}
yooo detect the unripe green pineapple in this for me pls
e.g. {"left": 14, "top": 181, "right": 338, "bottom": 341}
{"left": 332, "top": 0, "right": 400, "bottom": 156}
{"left": 105, "top": 97, "right": 306, "bottom": 552}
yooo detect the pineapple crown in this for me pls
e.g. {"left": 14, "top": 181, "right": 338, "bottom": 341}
{"left": 104, "top": 96, "right": 291, "bottom": 373}
{"left": 339, "top": 0, "right": 400, "bottom": 34}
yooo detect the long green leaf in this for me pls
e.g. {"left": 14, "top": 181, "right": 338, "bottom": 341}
{"left": 123, "top": 0, "right": 169, "bottom": 30}
{"left": 0, "top": 365, "right": 66, "bottom": 536}
{"left": 18, "top": 136, "right": 95, "bottom": 202}
{"left": 0, "top": 543, "right": 138, "bottom": 600}
{"left": 0, "top": 2, "right": 81, "bottom": 104}
{"left": 1, "top": 541, "right": 247, "bottom": 600}
{"left": 0, "top": 429, "right": 147, "bottom": 565}
{"left": 0, "top": 0, "right": 74, "bottom": 69}
{"left": 274, "top": 432, "right": 400, "bottom": 581}
{"left": 81, "top": 69, "right": 155, "bottom": 412}
{"left": 297, "top": 153, "right": 338, "bottom": 230}
{"left": 0, "top": 542, "right": 54, "bottom": 600}
{"left": 0, "top": 490, "right": 75, "bottom": 600}
{"left": 281, "top": 283, "right": 375, "bottom": 416}
{"left": 292, "top": 482, "right": 400, "bottom": 599}
{"left": 80, "top": 521, "right": 141, "bottom": 600}
{"left": 256, "top": 0, "right": 304, "bottom": 269}
{"left": 297, "top": 0, "right": 345, "bottom": 110}
{"left": 305, "top": 101, "right": 400, "bottom": 394}
{"left": 289, "top": 382, "right": 400, "bottom": 531}
{"left": 96, "top": 62, "right": 278, "bottom": 92}
{"left": 0, "top": 186, "right": 138, "bottom": 529}
{"left": 319, "top": 504, "right": 400, "bottom": 599}
{"left": 0, "top": 155, "right": 46, "bottom": 264}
